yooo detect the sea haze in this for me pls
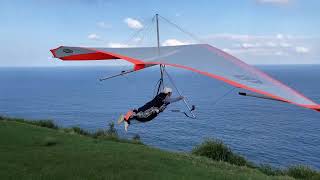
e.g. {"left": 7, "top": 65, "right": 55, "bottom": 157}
{"left": 0, "top": 65, "right": 319, "bottom": 169}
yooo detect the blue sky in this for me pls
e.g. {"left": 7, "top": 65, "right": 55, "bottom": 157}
{"left": 0, "top": 0, "right": 319, "bottom": 66}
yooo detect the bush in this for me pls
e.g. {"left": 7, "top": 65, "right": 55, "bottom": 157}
{"left": 106, "top": 122, "right": 118, "bottom": 137}
{"left": 92, "top": 123, "right": 118, "bottom": 140}
{"left": 192, "top": 139, "right": 248, "bottom": 166}
{"left": 131, "top": 134, "right": 143, "bottom": 144}
{"left": 71, "top": 126, "right": 90, "bottom": 136}
{"left": 132, "top": 134, "right": 141, "bottom": 141}
{"left": 228, "top": 153, "right": 249, "bottom": 166}
{"left": 286, "top": 165, "right": 318, "bottom": 179}
{"left": 63, "top": 128, "right": 73, "bottom": 134}
{"left": 92, "top": 129, "right": 106, "bottom": 139}
{"left": 43, "top": 137, "right": 58, "bottom": 146}
{"left": 1, "top": 117, "right": 58, "bottom": 129}
{"left": 257, "top": 164, "right": 284, "bottom": 176}
{"left": 32, "top": 120, "right": 58, "bottom": 129}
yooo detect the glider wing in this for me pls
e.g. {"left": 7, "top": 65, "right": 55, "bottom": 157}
{"left": 50, "top": 44, "right": 320, "bottom": 111}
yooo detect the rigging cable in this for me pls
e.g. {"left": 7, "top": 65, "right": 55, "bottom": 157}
{"left": 163, "top": 67, "right": 196, "bottom": 119}
{"left": 212, "top": 87, "right": 237, "bottom": 106}
{"left": 153, "top": 65, "right": 164, "bottom": 97}
{"left": 158, "top": 14, "right": 239, "bottom": 108}
{"left": 122, "top": 16, "right": 154, "bottom": 46}
{"left": 158, "top": 15, "right": 208, "bottom": 44}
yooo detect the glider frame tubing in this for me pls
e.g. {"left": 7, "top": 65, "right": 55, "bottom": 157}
{"left": 99, "top": 63, "right": 197, "bottom": 119}
{"left": 238, "top": 92, "right": 287, "bottom": 103}
{"left": 161, "top": 65, "right": 197, "bottom": 119}
{"left": 99, "top": 69, "right": 136, "bottom": 81}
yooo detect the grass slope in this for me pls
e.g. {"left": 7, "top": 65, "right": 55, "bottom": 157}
{"left": 0, "top": 120, "right": 293, "bottom": 180}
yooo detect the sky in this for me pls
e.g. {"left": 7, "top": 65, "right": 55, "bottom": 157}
{"left": 0, "top": 0, "right": 319, "bottom": 66}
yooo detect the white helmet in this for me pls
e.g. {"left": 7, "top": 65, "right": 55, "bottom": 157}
{"left": 163, "top": 87, "right": 172, "bottom": 94}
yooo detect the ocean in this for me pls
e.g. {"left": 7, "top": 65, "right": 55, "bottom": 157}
{"left": 0, "top": 65, "right": 319, "bottom": 169}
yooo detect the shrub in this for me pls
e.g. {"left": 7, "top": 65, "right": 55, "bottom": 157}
{"left": 106, "top": 122, "right": 118, "bottom": 137}
{"left": 228, "top": 153, "right": 248, "bottom": 166}
{"left": 132, "top": 134, "right": 141, "bottom": 141}
{"left": 192, "top": 139, "right": 248, "bottom": 166}
{"left": 92, "top": 123, "right": 118, "bottom": 140}
{"left": 131, "top": 134, "right": 143, "bottom": 144}
{"left": 43, "top": 137, "right": 58, "bottom": 146}
{"left": 1, "top": 117, "right": 58, "bottom": 129}
{"left": 286, "top": 165, "right": 318, "bottom": 179}
{"left": 257, "top": 164, "right": 284, "bottom": 176}
{"left": 92, "top": 129, "right": 107, "bottom": 139}
{"left": 63, "top": 128, "right": 73, "bottom": 134}
{"left": 71, "top": 126, "right": 90, "bottom": 136}
{"left": 32, "top": 120, "right": 58, "bottom": 129}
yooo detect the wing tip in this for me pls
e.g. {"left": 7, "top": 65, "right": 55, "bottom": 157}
{"left": 50, "top": 46, "right": 63, "bottom": 58}
{"left": 307, "top": 105, "right": 320, "bottom": 112}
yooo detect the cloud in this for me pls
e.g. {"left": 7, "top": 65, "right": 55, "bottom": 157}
{"left": 280, "top": 42, "right": 292, "bottom": 47}
{"left": 124, "top": 18, "right": 143, "bottom": 30}
{"left": 87, "top": 33, "right": 101, "bottom": 41}
{"left": 276, "top": 33, "right": 284, "bottom": 39}
{"left": 204, "top": 33, "right": 318, "bottom": 59}
{"left": 206, "top": 33, "right": 257, "bottom": 41}
{"left": 205, "top": 33, "right": 298, "bottom": 42}
{"left": 257, "top": 0, "right": 290, "bottom": 5}
{"left": 295, "top": 46, "right": 309, "bottom": 54}
{"left": 240, "top": 43, "right": 261, "bottom": 48}
{"left": 107, "top": 42, "right": 130, "bottom": 48}
{"left": 162, "top": 39, "right": 189, "bottom": 46}
{"left": 97, "top": 21, "right": 112, "bottom": 29}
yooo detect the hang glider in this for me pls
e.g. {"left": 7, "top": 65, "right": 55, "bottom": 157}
{"left": 50, "top": 44, "right": 320, "bottom": 112}
{"left": 50, "top": 14, "right": 319, "bottom": 113}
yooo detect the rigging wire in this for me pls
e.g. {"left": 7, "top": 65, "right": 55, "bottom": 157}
{"left": 122, "top": 16, "right": 155, "bottom": 46}
{"left": 163, "top": 67, "right": 196, "bottom": 119}
{"left": 211, "top": 87, "right": 237, "bottom": 106}
{"left": 158, "top": 15, "right": 208, "bottom": 44}
{"left": 157, "top": 14, "right": 241, "bottom": 107}
{"left": 153, "top": 65, "right": 164, "bottom": 97}
{"left": 135, "top": 19, "right": 154, "bottom": 46}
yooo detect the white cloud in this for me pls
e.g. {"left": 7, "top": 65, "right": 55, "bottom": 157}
{"left": 266, "top": 42, "right": 277, "bottom": 47}
{"left": 280, "top": 42, "right": 291, "bottom": 47}
{"left": 206, "top": 33, "right": 256, "bottom": 41}
{"left": 162, "top": 39, "right": 189, "bottom": 46}
{"left": 97, "top": 21, "right": 112, "bottom": 29}
{"left": 241, "top": 43, "right": 261, "bottom": 48}
{"left": 133, "top": 37, "right": 141, "bottom": 42}
{"left": 276, "top": 33, "right": 284, "bottom": 39}
{"left": 275, "top": 51, "right": 289, "bottom": 56}
{"left": 204, "top": 33, "right": 320, "bottom": 64}
{"left": 295, "top": 46, "right": 309, "bottom": 54}
{"left": 204, "top": 33, "right": 316, "bottom": 56}
{"left": 124, "top": 18, "right": 143, "bottom": 30}
{"left": 87, "top": 33, "right": 101, "bottom": 41}
{"left": 107, "top": 42, "right": 130, "bottom": 48}
{"left": 257, "top": 0, "right": 290, "bottom": 5}
{"left": 205, "top": 33, "right": 299, "bottom": 42}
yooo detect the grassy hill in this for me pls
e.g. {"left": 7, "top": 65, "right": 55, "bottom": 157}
{"left": 0, "top": 118, "right": 308, "bottom": 179}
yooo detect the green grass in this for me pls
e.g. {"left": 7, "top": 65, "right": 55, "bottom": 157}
{"left": 0, "top": 117, "right": 314, "bottom": 180}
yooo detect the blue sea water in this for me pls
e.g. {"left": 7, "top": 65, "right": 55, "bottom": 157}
{"left": 0, "top": 65, "right": 319, "bottom": 169}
